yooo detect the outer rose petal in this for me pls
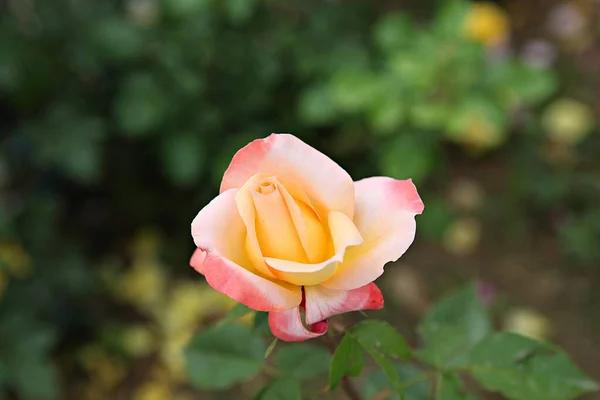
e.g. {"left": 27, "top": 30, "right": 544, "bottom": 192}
{"left": 323, "top": 178, "right": 424, "bottom": 291}
{"left": 268, "top": 307, "right": 328, "bottom": 342}
{"left": 220, "top": 134, "right": 355, "bottom": 219}
{"left": 191, "top": 189, "right": 302, "bottom": 311}
{"left": 189, "top": 248, "right": 206, "bottom": 275}
{"left": 304, "top": 283, "right": 384, "bottom": 325}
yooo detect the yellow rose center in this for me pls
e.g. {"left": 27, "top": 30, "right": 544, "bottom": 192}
{"left": 249, "top": 177, "right": 329, "bottom": 265}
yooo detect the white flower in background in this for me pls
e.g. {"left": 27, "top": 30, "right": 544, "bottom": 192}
{"left": 126, "top": 0, "right": 159, "bottom": 27}
{"left": 547, "top": 3, "right": 586, "bottom": 40}
{"left": 521, "top": 39, "right": 557, "bottom": 69}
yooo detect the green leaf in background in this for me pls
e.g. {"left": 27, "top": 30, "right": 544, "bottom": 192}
{"left": 417, "top": 283, "right": 491, "bottom": 368}
{"left": 379, "top": 134, "right": 435, "bottom": 183}
{"left": 185, "top": 323, "right": 266, "bottom": 389}
{"left": 436, "top": 373, "right": 469, "bottom": 400}
{"left": 468, "top": 333, "right": 599, "bottom": 400}
{"left": 331, "top": 69, "right": 380, "bottom": 113}
{"left": 445, "top": 96, "right": 507, "bottom": 152}
{"left": 88, "top": 17, "right": 146, "bottom": 61}
{"left": 492, "top": 62, "right": 557, "bottom": 108}
{"left": 0, "top": 317, "right": 60, "bottom": 400}
{"left": 13, "top": 359, "right": 59, "bottom": 400}
{"left": 256, "top": 378, "right": 302, "bottom": 400}
{"left": 114, "top": 72, "right": 171, "bottom": 137}
{"left": 275, "top": 343, "right": 330, "bottom": 380}
{"left": 373, "top": 13, "right": 413, "bottom": 53}
{"left": 161, "top": 132, "right": 205, "bottom": 187}
{"left": 362, "top": 363, "right": 430, "bottom": 400}
{"left": 163, "top": 0, "right": 213, "bottom": 17}
{"left": 298, "top": 85, "right": 338, "bottom": 125}
{"left": 418, "top": 197, "right": 455, "bottom": 242}
{"left": 368, "top": 96, "right": 407, "bottom": 136}
{"left": 433, "top": 0, "right": 470, "bottom": 38}
{"left": 329, "top": 335, "right": 364, "bottom": 390}
{"left": 410, "top": 102, "right": 451, "bottom": 131}
{"left": 224, "top": 0, "right": 256, "bottom": 24}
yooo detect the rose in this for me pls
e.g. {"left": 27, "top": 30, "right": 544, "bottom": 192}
{"left": 190, "top": 134, "right": 423, "bottom": 341}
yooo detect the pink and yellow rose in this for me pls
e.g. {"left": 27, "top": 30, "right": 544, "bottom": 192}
{"left": 190, "top": 134, "right": 423, "bottom": 341}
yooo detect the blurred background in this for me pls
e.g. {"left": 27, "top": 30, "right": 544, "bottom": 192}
{"left": 0, "top": 0, "right": 599, "bottom": 398}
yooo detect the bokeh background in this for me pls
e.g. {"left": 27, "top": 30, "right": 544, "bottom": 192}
{"left": 1, "top": 0, "right": 599, "bottom": 399}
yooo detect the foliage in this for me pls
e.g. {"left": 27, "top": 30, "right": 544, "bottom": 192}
{"left": 184, "top": 283, "right": 598, "bottom": 399}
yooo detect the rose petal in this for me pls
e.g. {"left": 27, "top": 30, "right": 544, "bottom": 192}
{"left": 235, "top": 175, "right": 287, "bottom": 278}
{"left": 264, "top": 211, "right": 363, "bottom": 286}
{"left": 202, "top": 252, "right": 301, "bottom": 312}
{"left": 268, "top": 307, "right": 328, "bottom": 342}
{"left": 278, "top": 180, "right": 329, "bottom": 263}
{"left": 220, "top": 134, "right": 355, "bottom": 218}
{"left": 191, "top": 189, "right": 302, "bottom": 311}
{"left": 304, "top": 283, "right": 384, "bottom": 325}
{"left": 189, "top": 248, "right": 206, "bottom": 274}
{"left": 323, "top": 178, "right": 424, "bottom": 291}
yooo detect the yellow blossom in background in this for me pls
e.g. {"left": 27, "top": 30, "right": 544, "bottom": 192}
{"left": 117, "top": 258, "right": 166, "bottom": 313}
{"left": 542, "top": 98, "right": 595, "bottom": 145}
{"left": 448, "top": 179, "right": 484, "bottom": 212}
{"left": 160, "top": 329, "right": 193, "bottom": 382}
{"left": 443, "top": 217, "right": 482, "bottom": 256}
{"left": 133, "top": 380, "right": 172, "bottom": 400}
{"left": 122, "top": 324, "right": 156, "bottom": 357}
{"left": 464, "top": 2, "right": 510, "bottom": 46}
{"left": 79, "top": 346, "right": 127, "bottom": 394}
{"left": 504, "top": 307, "right": 553, "bottom": 340}
{"left": 160, "top": 281, "right": 236, "bottom": 335}
{"left": 0, "top": 242, "right": 32, "bottom": 279}
{"left": 130, "top": 228, "right": 162, "bottom": 260}
{"left": 461, "top": 116, "right": 505, "bottom": 155}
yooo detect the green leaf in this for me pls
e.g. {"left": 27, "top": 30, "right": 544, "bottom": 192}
{"left": 114, "top": 73, "right": 170, "bottom": 137}
{"left": 468, "top": 333, "right": 599, "bottom": 400}
{"left": 254, "top": 311, "right": 272, "bottom": 336}
{"left": 256, "top": 378, "right": 302, "bottom": 400}
{"left": 349, "top": 321, "right": 411, "bottom": 360}
{"left": 346, "top": 321, "right": 411, "bottom": 394}
{"left": 185, "top": 323, "right": 266, "bottom": 389}
{"left": 362, "top": 363, "right": 431, "bottom": 400}
{"left": 329, "top": 335, "right": 364, "bottom": 390}
{"left": 436, "top": 373, "right": 468, "bottom": 400}
{"left": 417, "top": 283, "right": 491, "bottom": 368}
{"left": 229, "top": 303, "right": 253, "bottom": 319}
{"left": 276, "top": 343, "right": 330, "bottom": 380}
{"left": 161, "top": 132, "right": 205, "bottom": 187}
